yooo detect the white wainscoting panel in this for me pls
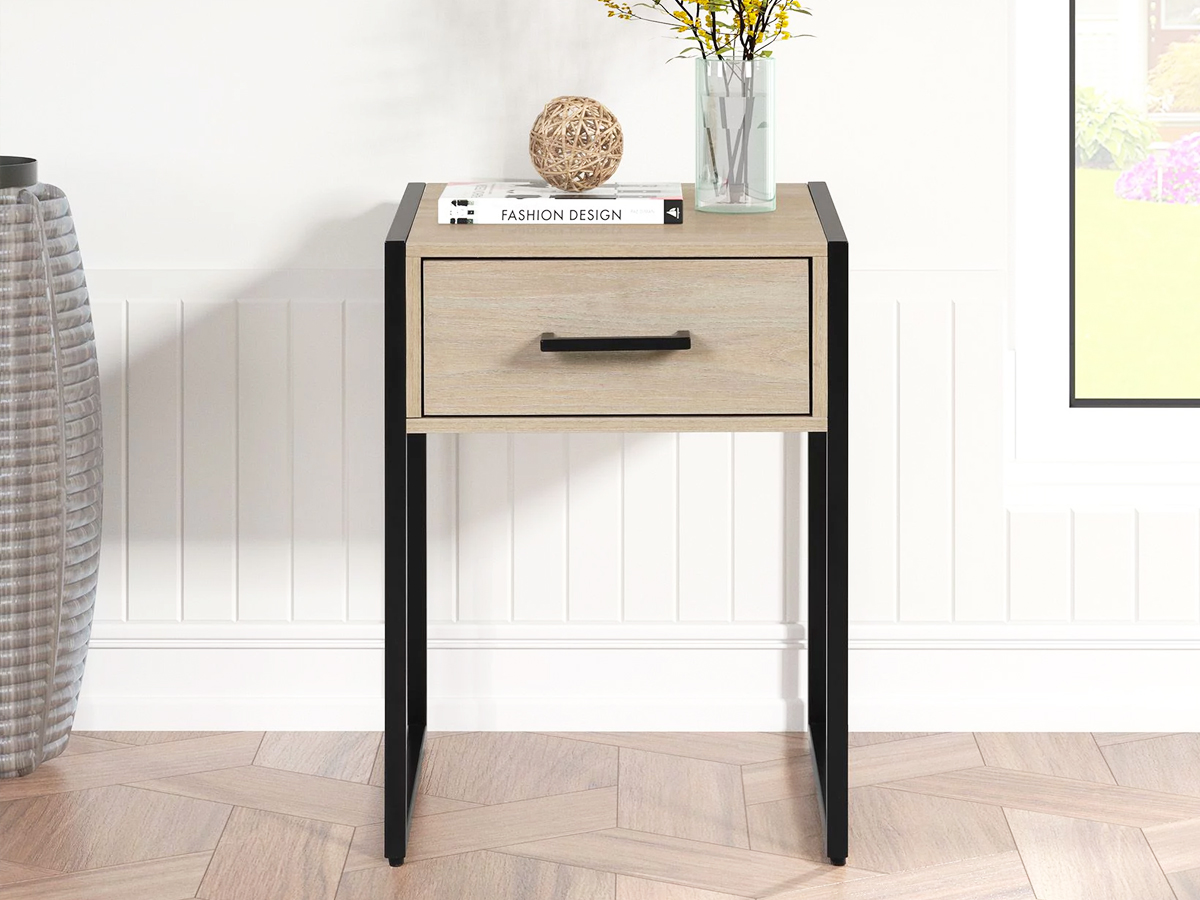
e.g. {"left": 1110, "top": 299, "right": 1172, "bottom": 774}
{"left": 90, "top": 299, "right": 127, "bottom": 623}
{"left": 1007, "top": 509, "right": 1073, "bottom": 622}
{"left": 236, "top": 301, "right": 292, "bottom": 621}
{"left": 897, "top": 300, "right": 954, "bottom": 622}
{"left": 182, "top": 301, "right": 238, "bottom": 621}
{"left": 344, "top": 300, "right": 386, "bottom": 623}
{"left": 952, "top": 299, "right": 1006, "bottom": 621}
{"left": 733, "top": 433, "right": 787, "bottom": 622}
{"left": 125, "top": 300, "right": 182, "bottom": 622}
{"left": 1137, "top": 510, "right": 1200, "bottom": 621}
{"left": 784, "top": 433, "right": 805, "bottom": 628}
{"left": 847, "top": 296, "right": 898, "bottom": 623}
{"left": 426, "top": 432, "right": 458, "bottom": 623}
{"left": 1073, "top": 510, "right": 1136, "bottom": 622}
{"left": 622, "top": 434, "right": 678, "bottom": 622}
{"left": 678, "top": 433, "right": 735, "bottom": 622}
{"left": 512, "top": 433, "right": 568, "bottom": 622}
{"left": 456, "top": 433, "right": 512, "bottom": 622}
{"left": 291, "top": 301, "right": 346, "bottom": 621}
{"left": 567, "top": 433, "right": 623, "bottom": 622}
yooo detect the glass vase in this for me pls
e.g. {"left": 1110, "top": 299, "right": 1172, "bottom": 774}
{"left": 695, "top": 57, "right": 776, "bottom": 213}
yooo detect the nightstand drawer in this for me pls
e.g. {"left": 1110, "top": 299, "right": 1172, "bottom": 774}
{"left": 421, "top": 258, "right": 811, "bottom": 416}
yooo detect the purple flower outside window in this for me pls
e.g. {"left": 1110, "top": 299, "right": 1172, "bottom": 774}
{"left": 1115, "top": 132, "right": 1200, "bottom": 204}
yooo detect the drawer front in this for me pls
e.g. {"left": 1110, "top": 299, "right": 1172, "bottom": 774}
{"left": 422, "top": 259, "right": 811, "bottom": 417}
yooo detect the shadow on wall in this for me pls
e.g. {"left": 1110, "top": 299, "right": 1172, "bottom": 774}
{"left": 385, "top": 3, "right": 658, "bottom": 180}
{"left": 95, "top": 206, "right": 401, "bottom": 625}
{"left": 228, "top": 203, "right": 400, "bottom": 296}
{"left": 98, "top": 193, "right": 612, "bottom": 587}
{"left": 98, "top": 200, "right": 626, "bottom": 616}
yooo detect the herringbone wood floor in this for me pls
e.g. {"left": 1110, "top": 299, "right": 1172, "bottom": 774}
{"left": 0, "top": 732, "right": 1197, "bottom": 899}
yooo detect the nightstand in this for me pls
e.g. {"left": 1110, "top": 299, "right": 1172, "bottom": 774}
{"left": 384, "top": 183, "right": 848, "bottom": 867}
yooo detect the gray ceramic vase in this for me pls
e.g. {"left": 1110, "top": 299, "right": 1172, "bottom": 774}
{"left": 0, "top": 156, "right": 103, "bottom": 777}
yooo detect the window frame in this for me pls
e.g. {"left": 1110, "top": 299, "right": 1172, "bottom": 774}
{"left": 1010, "top": 0, "right": 1200, "bottom": 475}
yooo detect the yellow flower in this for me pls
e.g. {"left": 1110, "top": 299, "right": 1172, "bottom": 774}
{"left": 598, "top": 0, "right": 811, "bottom": 59}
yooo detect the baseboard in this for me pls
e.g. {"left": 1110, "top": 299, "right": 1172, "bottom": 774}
{"left": 427, "top": 698, "right": 805, "bottom": 732}
{"left": 74, "top": 624, "right": 1200, "bottom": 731}
{"left": 73, "top": 695, "right": 387, "bottom": 732}
{"left": 851, "top": 646, "right": 1200, "bottom": 732}
{"left": 73, "top": 642, "right": 386, "bottom": 731}
{"left": 74, "top": 626, "right": 805, "bottom": 731}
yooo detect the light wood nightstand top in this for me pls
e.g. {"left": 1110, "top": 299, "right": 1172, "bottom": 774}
{"left": 404, "top": 183, "right": 829, "bottom": 259}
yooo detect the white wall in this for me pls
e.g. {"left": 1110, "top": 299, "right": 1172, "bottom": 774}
{"left": 2, "top": 0, "right": 1197, "bottom": 731}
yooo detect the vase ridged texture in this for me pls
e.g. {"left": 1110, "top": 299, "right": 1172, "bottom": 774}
{"left": 0, "top": 181, "right": 102, "bottom": 777}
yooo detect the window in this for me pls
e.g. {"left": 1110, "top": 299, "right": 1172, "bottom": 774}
{"left": 1073, "top": 0, "right": 1200, "bottom": 405}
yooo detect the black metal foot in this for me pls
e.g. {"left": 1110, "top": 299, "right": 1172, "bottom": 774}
{"left": 831, "top": 858, "right": 846, "bottom": 867}
{"left": 389, "top": 857, "right": 405, "bottom": 868}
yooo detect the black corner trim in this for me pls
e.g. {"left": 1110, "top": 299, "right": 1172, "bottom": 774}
{"left": 387, "top": 182, "right": 426, "bottom": 245}
{"left": 807, "top": 182, "right": 847, "bottom": 246}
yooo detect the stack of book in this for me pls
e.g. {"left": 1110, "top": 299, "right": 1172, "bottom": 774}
{"left": 438, "top": 181, "right": 684, "bottom": 225}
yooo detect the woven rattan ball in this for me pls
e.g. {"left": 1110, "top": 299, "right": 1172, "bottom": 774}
{"left": 529, "top": 96, "right": 623, "bottom": 191}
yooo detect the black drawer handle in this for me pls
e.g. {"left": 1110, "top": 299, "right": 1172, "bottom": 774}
{"left": 540, "top": 331, "right": 692, "bottom": 352}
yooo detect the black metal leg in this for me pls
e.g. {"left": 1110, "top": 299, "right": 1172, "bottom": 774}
{"left": 407, "top": 432, "right": 429, "bottom": 807}
{"left": 825, "top": 424, "right": 849, "bottom": 867}
{"left": 825, "top": 220, "right": 850, "bottom": 870}
{"left": 807, "top": 430, "right": 848, "bottom": 867}
{"left": 807, "top": 433, "right": 828, "bottom": 738}
{"left": 386, "top": 432, "right": 428, "bottom": 866}
{"left": 384, "top": 184, "right": 429, "bottom": 868}
{"left": 807, "top": 432, "right": 838, "bottom": 866}
{"left": 806, "top": 182, "right": 850, "bottom": 868}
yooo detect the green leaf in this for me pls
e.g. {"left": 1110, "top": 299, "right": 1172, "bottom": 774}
{"left": 1074, "top": 86, "right": 1157, "bottom": 169}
